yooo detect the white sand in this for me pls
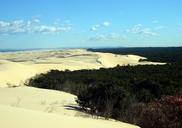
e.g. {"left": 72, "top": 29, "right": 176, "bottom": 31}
{"left": 0, "top": 60, "right": 37, "bottom": 87}
{"left": 0, "top": 86, "right": 79, "bottom": 117}
{"left": 0, "top": 49, "right": 165, "bottom": 87}
{"left": 0, "top": 104, "right": 139, "bottom": 128}
{"left": 0, "top": 86, "right": 139, "bottom": 128}
{"left": 0, "top": 49, "right": 164, "bottom": 128}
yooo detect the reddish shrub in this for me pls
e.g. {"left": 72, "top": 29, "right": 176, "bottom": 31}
{"left": 139, "top": 96, "right": 182, "bottom": 128}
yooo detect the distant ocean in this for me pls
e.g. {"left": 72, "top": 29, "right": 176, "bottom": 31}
{"left": 0, "top": 47, "right": 121, "bottom": 53}
{"left": 0, "top": 47, "right": 86, "bottom": 53}
{"left": 0, "top": 48, "right": 69, "bottom": 53}
{"left": 0, "top": 48, "right": 46, "bottom": 53}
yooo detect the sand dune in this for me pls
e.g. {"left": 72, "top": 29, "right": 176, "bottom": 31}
{"left": 0, "top": 49, "right": 165, "bottom": 87}
{"left": 97, "top": 53, "right": 146, "bottom": 67}
{"left": 0, "top": 86, "right": 139, "bottom": 128}
{"left": 0, "top": 104, "right": 139, "bottom": 128}
{"left": 0, "top": 86, "right": 79, "bottom": 117}
{"left": 0, "top": 60, "right": 36, "bottom": 87}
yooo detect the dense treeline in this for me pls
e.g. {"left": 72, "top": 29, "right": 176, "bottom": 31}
{"left": 88, "top": 47, "right": 182, "bottom": 63}
{"left": 28, "top": 63, "right": 182, "bottom": 96}
{"left": 28, "top": 62, "right": 182, "bottom": 128}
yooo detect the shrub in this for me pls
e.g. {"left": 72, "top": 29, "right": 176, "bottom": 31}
{"left": 139, "top": 96, "right": 182, "bottom": 128}
{"left": 76, "top": 81, "right": 128, "bottom": 119}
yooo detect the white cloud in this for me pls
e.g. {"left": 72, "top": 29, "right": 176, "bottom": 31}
{"left": 102, "top": 21, "right": 111, "bottom": 27}
{"left": 141, "top": 28, "right": 157, "bottom": 36}
{"left": 33, "top": 19, "right": 40, "bottom": 23}
{"left": 88, "top": 33, "right": 125, "bottom": 42}
{"left": 0, "top": 21, "right": 10, "bottom": 27}
{"left": 90, "top": 24, "right": 100, "bottom": 31}
{"left": 34, "top": 25, "right": 60, "bottom": 33}
{"left": 90, "top": 27, "right": 97, "bottom": 31}
{"left": 127, "top": 24, "right": 158, "bottom": 37}
{"left": 90, "top": 21, "right": 111, "bottom": 31}
{"left": 0, "top": 19, "right": 72, "bottom": 35}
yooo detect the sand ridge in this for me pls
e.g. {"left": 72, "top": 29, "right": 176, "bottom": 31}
{"left": 0, "top": 49, "right": 165, "bottom": 87}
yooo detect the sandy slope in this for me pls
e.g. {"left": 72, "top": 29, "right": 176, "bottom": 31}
{"left": 0, "top": 105, "right": 139, "bottom": 128}
{"left": 0, "top": 86, "right": 139, "bottom": 128}
{"left": 0, "top": 60, "right": 36, "bottom": 87}
{"left": 0, "top": 86, "right": 79, "bottom": 117}
{"left": 0, "top": 49, "right": 165, "bottom": 87}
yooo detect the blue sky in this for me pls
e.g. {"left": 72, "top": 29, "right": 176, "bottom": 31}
{"left": 0, "top": 0, "right": 182, "bottom": 48}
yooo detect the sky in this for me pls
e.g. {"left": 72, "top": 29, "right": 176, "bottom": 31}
{"left": 0, "top": 0, "right": 182, "bottom": 48}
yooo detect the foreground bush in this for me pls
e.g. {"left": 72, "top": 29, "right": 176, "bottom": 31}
{"left": 76, "top": 81, "right": 129, "bottom": 119}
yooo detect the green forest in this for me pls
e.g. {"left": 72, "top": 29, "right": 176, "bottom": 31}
{"left": 27, "top": 47, "right": 182, "bottom": 128}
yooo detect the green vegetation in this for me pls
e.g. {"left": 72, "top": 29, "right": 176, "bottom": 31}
{"left": 27, "top": 47, "right": 182, "bottom": 128}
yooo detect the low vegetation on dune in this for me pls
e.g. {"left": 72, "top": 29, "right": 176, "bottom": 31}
{"left": 27, "top": 62, "right": 182, "bottom": 128}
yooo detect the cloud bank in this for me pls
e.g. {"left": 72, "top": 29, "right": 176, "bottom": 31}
{"left": 0, "top": 19, "right": 71, "bottom": 35}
